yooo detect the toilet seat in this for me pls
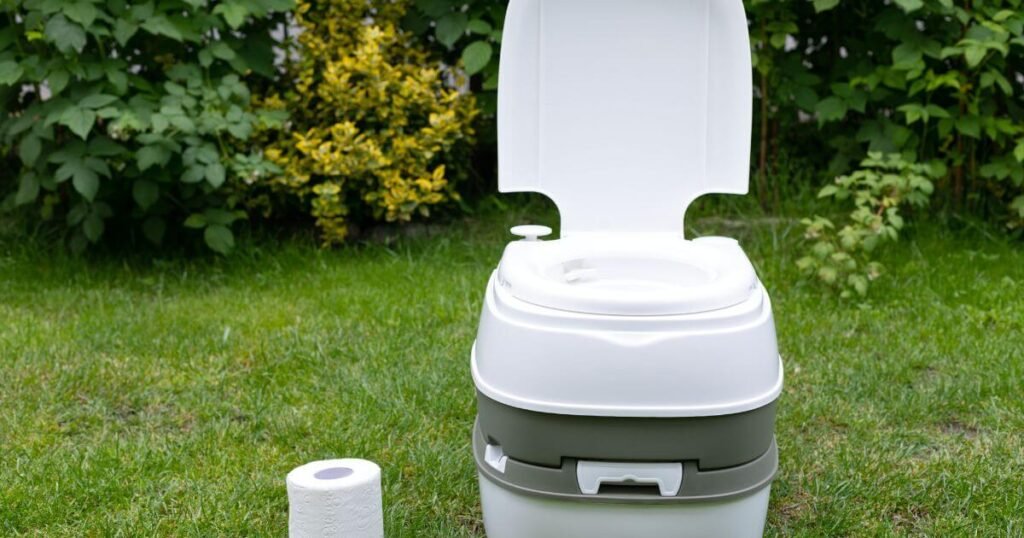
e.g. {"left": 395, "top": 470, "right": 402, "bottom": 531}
{"left": 497, "top": 235, "right": 757, "bottom": 316}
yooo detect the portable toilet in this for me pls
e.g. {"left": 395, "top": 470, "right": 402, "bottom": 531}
{"left": 471, "top": 1, "right": 782, "bottom": 536}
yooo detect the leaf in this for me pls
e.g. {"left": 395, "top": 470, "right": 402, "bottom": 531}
{"left": 136, "top": 145, "right": 171, "bottom": 171}
{"left": 45, "top": 15, "right": 87, "bottom": 54}
{"left": 956, "top": 116, "right": 981, "bottom": 139}
{"left": 252, "top": 0, "right": 294, "bottom": 10}
{"left": 204, "top": 224, "right": 235, "bottom": 255}
{"left": 436, "top": 12, "right": 468, "bottom": 48}
{"left": 0, "top": 25, "right": 14, "bottom": 52}
{"left": 84, "top": 156, "right": 110, "bottom": 177}
{"left": 467, "top": 19, "right": 492, "bottom": 34}
{"left": 182, "top": 165, "right": 206, "bottom": 183}
{"left": 462, "top": 41, "right": 493, "bottom": 75}
{"left": 151, "top": 114, "right": 169, "bottom": 133}
{"left": 818, "top": 266, "right": 838, "bottom": 284}
{"left": 79, "top": 94, "right": 118, "bottom": 109}
{"left": 893, "top": 0, "right": 924, "bottom": 13}
{"left": 1012, "top": 195, "right": 1024, "bottom": 216}
{"left": 964, "top": 45, "right": 986, "bottom": 68}
{"left": 169, "top": 114, "right": 196, "bottom": 133}
{"left": 205, "top": 162, "right": 226, "bottom": 188}
{"left": 141, "top": 16, "right": 183, "bottom": 41}
{"left": 83, "top": 213, "right": 104, "bottom": 242}
{"left": 415, "top": 0, "right": 450, "bottom": 17}
{"left": 89, "top": 137, "right": 126, "bottom": 157}
{"left": 142, "top": 217, "right": 166, "bottom": 245}
{"left": 818, "top": 185, "right": 840, "bottom": 198}
{"left": 114, "top": 19, "right": 138, "bottom": 46}
{"left": 59, "top": 107, "right": 97, "bottom": 139}
{"left": 55, "top": 161, "right": 76, "bottom": 182}
{"left": 791, "top": 85, "right": 818, "bottom": 111}
{"left": 73, "top": 166, "right": 100, "bottom": 201}
{"left": 132, "top": 180, "right": 160, "bottom": 209}
{"left": 848, "top": 274, "right": 869, "bottom": 296}
{"left": 214, "top": 3, "right": 249, "bottom": 30}
{"left": 813, "top": 0, "right": 840, "bottom": 12}
{"left": 165, "top": 82, "right": 186, "bottom": 96}
{"left": 198, "top": 49, "right": 213, "bottom": 68}
{"left": 815, "top": 97, "right": 847, "bottom": 124}
{"left": 235, "top": 33, "right": 276, "bottom": 77}
{"left": 991, "top": 9, "right": 1014, "bottom": 22}
{"left": 203, "top": 208, "right": 238, "bottom": 225}
{"left": 96, "top": 106, "right": 120, "bottom": 120}
{"left": 483, "top": 73, "right": 498, "bottom": 91}
{"left": 925, "top": 105, "right": 951, "bottom": 120}
{"left": 50, "top": 142, "right": 86, "bottom": 164}
{"left": 19, "top": 136, "right": 42, "bottom": 166}
{"left": 891, "top": 43, "right": 922, "bottom": 70}
{"left": 15, "top": 173, "right": 40, "bottom": 205}
{"left": 0, "top": 60, "right": 24, "bottom": 86}
{"left": 184, "top": 213, "right": 207, "bottom": 228}
{"left": 63, "top": 1, "right": 98, "bottom": 27}
{"left": 209, "top": 42, "right": 236, "bottom": 61}
{"left": 106, "top": 69, "right": 127, "bottom": 94}
{"left": 66, "top": 203, "right": 88, "bottom": 226}
{"left": 898, "top": 104, "right": 923, "bottom": 124}
{"left": 48, "top": 69, "right": 70, "bottom": 95}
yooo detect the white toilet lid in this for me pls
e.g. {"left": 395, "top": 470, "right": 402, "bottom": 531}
{"left": 498, "top": 0, "right": 753, "bottom": 236}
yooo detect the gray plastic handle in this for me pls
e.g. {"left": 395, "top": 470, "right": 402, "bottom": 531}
{"left": 576, "top": 461, "right": 683, "bottom": 497}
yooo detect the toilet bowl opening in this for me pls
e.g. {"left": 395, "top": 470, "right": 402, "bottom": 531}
{"left": 544, "top": 256, "right": 716, "bottom": 293}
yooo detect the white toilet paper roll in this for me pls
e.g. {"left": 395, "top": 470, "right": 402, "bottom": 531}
{"left": 287, "top": 459, "right": 384, "bottom": 538}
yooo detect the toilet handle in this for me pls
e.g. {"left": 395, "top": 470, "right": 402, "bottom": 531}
{"left": 510, "top": 225, "right": 552, "bottom": 241}
{"left": 576, "top": 461, "right": 683, "bottom": 497}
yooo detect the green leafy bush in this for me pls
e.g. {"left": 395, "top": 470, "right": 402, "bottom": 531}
{"left": 798, "top": 153, "right": 940, "bottom": 297}
{"left": 407, "top": 0, "right": 1024, "bottom": 293}
{"left": 403, "top": 0, "right": 505, "bottom": 114}
{"left": 743, "top": 0, "right": 1024, "bottom": 224}
{"left": 408, "top": 1, "right": 1023, "bottom": 209}
{"left": 807, "top": 0, "right": 1024, "bottom": 218}
{"left": 0, "top": 0, "right": 290, "bottom": 253}
{"left": 4, "top": 0, "right": 1023, "bottom": 263}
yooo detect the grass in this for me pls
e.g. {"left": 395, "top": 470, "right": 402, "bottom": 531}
{"left": 1, "top": 205, "right": 1022, "bottom": 537}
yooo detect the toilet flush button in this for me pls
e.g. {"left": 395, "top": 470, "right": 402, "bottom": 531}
{"left": 510, "top": 225, "right": 552, "bottom": 241}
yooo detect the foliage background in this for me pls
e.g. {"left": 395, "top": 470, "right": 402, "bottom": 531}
{"left": 0, "top": 0, "right": 292, "bottom": 254}
{"left": 2, "top": 0, "right": 1023, "bottom": 283}
{"left": 402, "top": 0, "right": 1024, "bottom": 294}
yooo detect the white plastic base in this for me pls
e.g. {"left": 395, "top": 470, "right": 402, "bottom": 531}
{"left": 479, "top": 474, "right": 770, "bottom": 538}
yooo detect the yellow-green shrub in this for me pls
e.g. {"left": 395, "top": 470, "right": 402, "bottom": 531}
{"left": 263, "top": 0, "right": 477, "bottom": 244}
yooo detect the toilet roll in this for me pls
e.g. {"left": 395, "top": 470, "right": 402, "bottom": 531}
{"left": 287, "top": 459, "right": 384, "bottom": 538}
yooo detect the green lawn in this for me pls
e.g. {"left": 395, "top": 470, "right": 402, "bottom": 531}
{"left": 1, "top": 209, "right": 1022, "bottom": 537}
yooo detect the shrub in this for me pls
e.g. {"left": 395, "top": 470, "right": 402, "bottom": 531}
{"left": 0, "top": 1, "right": 291, "bottom": 254}
{"left": 808, "top": 1, "right": 1024, "bottom": 217}
{"left": 262, "top": 0, "right": 477, "bottom": 245}
{"left": 402, "top": 0, "right": 505, "bottom": 114}
{"left": 768, "top": 0, "right": 1024, "bottom": 293}
{"left": 798, "top": 153, "right": 941, "bottom": 297}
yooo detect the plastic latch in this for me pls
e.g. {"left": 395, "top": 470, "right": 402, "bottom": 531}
{"left": 576, "top": 461, "right": 683, "bottom": 497}
{"left": 484, "top": 444, "right": 508, "bottom": 473}
{"left": 510, "top": 225, "right": 552, "bottom": 241}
